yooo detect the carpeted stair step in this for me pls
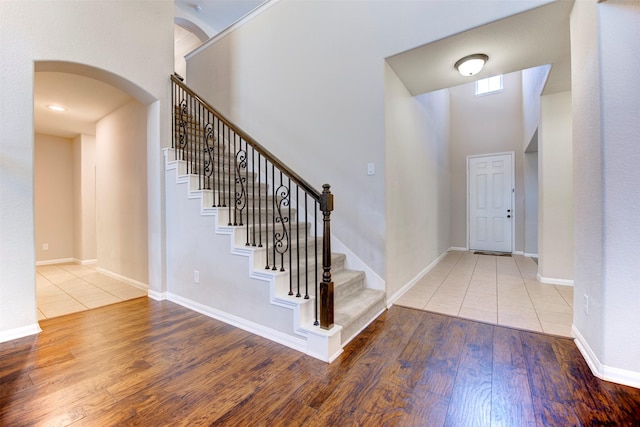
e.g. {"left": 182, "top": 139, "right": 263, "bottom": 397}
{"left": 335, "top": 288, "right": 386, "bottom": 346}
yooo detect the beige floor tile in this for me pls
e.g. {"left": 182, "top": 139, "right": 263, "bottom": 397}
{"left": 435, "top": 286, "right": 468, "bottom": 298}
{"left": 36, "top": 275, "right": 55, "bottom": 287}
{"left": 424, "top": 301, "right": 460, "bottom": 316}
{"left": 498, "top": 289, "right": 531, "bottom": 304}
{"left": 536, "top": 310, "right": 573, "bottom": 324}
{"left": 402, "top": 286, "right": 436, "bottom": 299}
{"left": 39, "top": 293, "right": 75, "bottom": 304}
{"left": 462, "top": 292, "right": 497, "bottom": 311}
{"left": 414, "top": 278, "right": 443, "bottom": 289}
{"left": 80, "top": 295, "right": 122, "bottom": 309}
{"left": 497, "top": 278, "right": 525, "bottom": 287}
{"left": 467, "top": 280, "right": 498, "bottom": 295}
{"left": 541, "top": 321, "right": 572, "bottom": 337}
{"left": 384, "top": 252, "right": 573, "bottom": 339}
{"left": 82, "top": 272, "right": 122, "bottom": 286}
{"left": 429, "top": 292, "right": 465, "bottom": 306}
{"left": 528, "top": 294, "right": 567, "bottom": 309}
{"left": 39, "top": 270, "right": 77, "bottom": 283}
{"left": 555, "top": 285, "right": 574, "bottom": 307}
{"left": 498, "top": 314, "right": 543, "bottom": 333}
{"left": 458, "top": 307, "right": 497, "bottom": 324}
{"left": 498, "top": 305, "right": 538, "bottom": 318}
{"left": 39, "top": 300, "right": 87, "bottom": 318}
{"left": 530, "top": 300, "right": 572, "bottom": 314}
{"left": 394, "top": 294, "right": 427, "bottom": 310}
{"left": 37, "top": 262, "right": 148, "bottom": 319}
{"left": 71, "top": 288, "right": 117, "bottom": 303}
{"left": 65, "top": 285, "right": 108, "bottom": 298}
{"left": 58, "top": 264, "right": 96, "bottom": 277}
{"left": 56, "top": 277, "right": 92, "bottom": 289}
{"left": 104, "top": 286, "right": 147, "bottom": 300}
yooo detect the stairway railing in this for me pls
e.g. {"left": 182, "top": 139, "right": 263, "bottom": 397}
{"left": 171, "top": 75, "right": 334, "bottom": 329}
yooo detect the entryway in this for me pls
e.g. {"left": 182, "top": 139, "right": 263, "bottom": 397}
{"left": 468, "top": 152, "right": 514, "bottom": 253}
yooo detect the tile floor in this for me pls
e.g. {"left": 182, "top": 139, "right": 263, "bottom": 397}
{"left": 36, "top": 263, "right": 148, "bottom": 320}
{"left": 394, "top": 250, "right": 574, "bottom": 337}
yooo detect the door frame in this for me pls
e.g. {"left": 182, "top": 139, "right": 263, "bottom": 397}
{"left": 466, "top": 151, "right": 515, "bottom": 253}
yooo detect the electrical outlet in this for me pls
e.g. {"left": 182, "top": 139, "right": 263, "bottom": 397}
{"left": 194, "top": 270, "right": 200, "bottom": 284}
{"left": 583, "top": 294, "right": 589, "bottom": 315}
{"left": 42, "top": 243, "right": 49, "bottom": 251}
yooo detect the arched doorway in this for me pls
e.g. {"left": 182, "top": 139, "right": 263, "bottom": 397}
{"left": 33, "top": 61, "right": 158, "bottom": 319}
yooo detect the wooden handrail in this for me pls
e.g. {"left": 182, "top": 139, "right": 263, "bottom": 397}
{"left": 171, "top": 75, "right": 322, "bottom": 202}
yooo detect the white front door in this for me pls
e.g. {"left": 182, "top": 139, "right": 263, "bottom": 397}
{"left": 468, "top": 153, "right": 513, "bottom": 252}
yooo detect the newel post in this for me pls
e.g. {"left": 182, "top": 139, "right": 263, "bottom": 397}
{"left": 319, "top": 184, "right": 334, "bottom": 330}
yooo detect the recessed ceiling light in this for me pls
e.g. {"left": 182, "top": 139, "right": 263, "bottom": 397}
{"left": 454, "top": 54, "right": 489, "bottom": 77}
{"left": 47, "top": 105, "right": 66, "bottom": 112}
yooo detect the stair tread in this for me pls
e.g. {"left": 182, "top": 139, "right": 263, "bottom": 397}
{"left": 332, "top": 269, "right": 365, "bottom": 288}
{"left": 334, "top": 288, "right": 386, "bottom": 326}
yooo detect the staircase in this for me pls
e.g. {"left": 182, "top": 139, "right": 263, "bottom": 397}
{"left": 165, "top": 75, "right": 386, "bottom": 361}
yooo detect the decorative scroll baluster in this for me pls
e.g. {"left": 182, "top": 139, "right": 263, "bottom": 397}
{"left": 170, "top": 75, "right": 334, "bottom": 329}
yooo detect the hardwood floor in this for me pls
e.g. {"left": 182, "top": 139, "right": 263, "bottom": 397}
{"left": 1, "top": 298, "right": 639, "bottom": 426}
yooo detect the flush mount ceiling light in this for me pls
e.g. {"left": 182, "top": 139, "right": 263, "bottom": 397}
{"left": 454, "top": 54, "right": 489, "bottom": 77}
{"left": 47, "top": 105, "right": 66, "bottom": 112}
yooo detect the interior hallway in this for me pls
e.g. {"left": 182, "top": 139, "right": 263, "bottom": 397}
{"left": 395, "top": 251, "right": 573, "bottom": 337}
{"left": 36, "top": 263, "right": 147, "bottom": 320}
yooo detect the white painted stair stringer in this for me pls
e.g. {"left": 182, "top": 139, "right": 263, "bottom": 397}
{"left": 164, "top": 148, "right": 343, "bottom": 362}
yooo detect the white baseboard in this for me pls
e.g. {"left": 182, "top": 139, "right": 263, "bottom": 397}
{"left": 387, "top": 250, "right": 449, "bottom": 306}
{"left": 0, "top": 323, "right": 41, "bottom": 343}
{"left": 147, "top": 289, "right": 167, "bottom": 301}
{"left": 573, "top": 325, "right": 640, "bottom": 389}
{"left": 167, "top": 292, "right": 307, "bottom": 355}
{"left": 448, "top": 246, "right": 468, "bottom": 252}
{"left": 36, "top": 258, "right": 74, "bottom": 266}
{"left": 74, "top": 258, "right": 97, "bottom": 265}
{"left": 96, "top": 268, "right": 149, "bottom": 291}
{"left": 524, "top": 252, "right": 539, "bottom": 258}
{"left": 537, "top": 273, "right": 574, "bottom": 286}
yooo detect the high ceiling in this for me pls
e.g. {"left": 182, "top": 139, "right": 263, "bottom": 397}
{"left": 386, "top": 1, "right": 573, "bottom": 96}
{"left": 34, "top": 1, "right": 264, "bottom": 139}
{"left": 175, "top": 0, "right": 265, "bottom": 36}
{"left": 34, "top": 0, "right": 573, "bottom": 139}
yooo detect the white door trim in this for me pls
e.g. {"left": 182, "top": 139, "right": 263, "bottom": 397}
{"left": 466, "top": 151, "right": 515, "bottom": 253}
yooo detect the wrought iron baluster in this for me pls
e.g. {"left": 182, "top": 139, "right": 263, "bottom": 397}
{"left": 170, "top": 75, "right": 333, "bottom": 331}
{"left": 295, "top": 185, "right": 300, "bottom": 298}
{"left": 304, "top": 195, "right": 309, "bottom": 299}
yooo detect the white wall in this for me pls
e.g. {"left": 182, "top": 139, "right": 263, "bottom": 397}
{"left": 384, "top": 63, "right": 450, "bottom": 298}
{"left": 0, "top": 0, "right": 173, "bottom": 340}
{"left": 34, "top": 134, "right": 74, "bottom": 262}
{"left": 73, "top": 134, "right": 97, "bottom": 263}
{"left": 571, "top": 0, "right": 640, "bottom": 387}
{"left": 538, "top": 91, "right": 573, "bottom": 282}
{"left": 597, "top": 0, "right": 640, "bottom": 382}
{"left": 523, "top": 150, "right": 538, "bottom": 255}
{"left": 449, "top": 71, "right": 525, "bottom": 252}
{"left": 165, "top": 168, "right": 297, "bottom": 337}
{"left": 185, "top": 0, "right": 552, "bottom": 283}
{"left": 174, "top": 24, "right": 203, "bottom": 80}
{"left": 521, "top": 65, "right": 550, "bottom": 150}
{"left": 96, "top": 100, "right": 149, "bottom": 285}
{"left": 570, "top": 0, "right": 605, "bottom": 375}
{"left": 520, "top": 65, "right": 549, "bottom": 257}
